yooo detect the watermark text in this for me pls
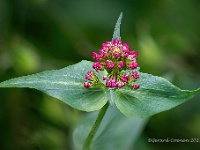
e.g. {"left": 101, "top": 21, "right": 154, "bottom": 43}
{"left": 148, "top": 138, "right": 199, "bottom": 143}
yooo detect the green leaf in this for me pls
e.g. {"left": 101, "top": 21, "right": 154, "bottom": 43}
{"left": 0, "top": 60, "right": 108, "bottom": 112}
{"left": 114, "top": 72, "right": 200, "bottom": 118}
{"left": 112, "top": 12, "right": 123, "bottom": 41}
{"left": 73, "top": 105, "right": 148, "bottom": 150}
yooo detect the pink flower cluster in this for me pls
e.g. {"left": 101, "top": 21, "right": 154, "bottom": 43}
{"left": 84, "top": 39, "right": 140, "bottom": 89}
{"left": 83, "top": 70, "right": 98, "bottom": 88}
{"left": 91, "top": 39, "right": 138, "bottom": 72}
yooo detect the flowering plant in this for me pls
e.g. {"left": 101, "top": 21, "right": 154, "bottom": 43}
{"left": 0, "top": 13, "right": 199, "bottom": 150}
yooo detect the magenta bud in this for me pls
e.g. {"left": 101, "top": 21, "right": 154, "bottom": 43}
{"left": 85, "top": 71, "right": 95, "bottom": 80}
{"left": 102, "top": 41, "right": 112, "bottom": 47}
{"left": 121, "top": 43, "right": 130, "bottom": 52}
{"left": 92, "top": 62, "right": 103, "bottom": 72}
{"left": 132, "top": 84, "right": 140, "bottom": 89}
{"left": 99, "top": 49, "right": 107, "bottom": 57}
{"left": 118, "top": 61, "right": 124, "bottom": 69}
{"left": 128, "top": 62, "right": 138, "bottom": 69}
{"left": 85, "top": 75, "right": 91, "bottom": 80}
{"left": 112, "top": 38, "right": 121, "bottom": 45}
{"left": 129, "top": 51, "right": 138, "bottom": 57}
{"left": 106, "top": 79, "right": 116, "bottom": 88}
{"left": 116, "top": 82, "right": 125, "bottom": 88}
{"left": 84, "top": 82, "right": 91, "bottom": 88}
{"left": 112, "top": 52, "right": 120, "bottom": 58}
{"left": 106, "top": 80, "right": 111, "bottom": 87}
{"left": 106, "top": 60, "right": 115, "bottom": 69}
{"left": 92, "top": 52, "right": 102, "bottom": 60}
{"left": 122, "top": 53, "right": 129, "bottom": 58}
{"left": 111, "top": 79, "right": 116, "bottom": 87}
{"left": 131, "top": 71, "right": 139, "bottom": 79}
{"left": 103, "top": 76, "right": 107, "bottom": 80}
{"left": 121, "top": 74, "right": 129, "bottom": 83}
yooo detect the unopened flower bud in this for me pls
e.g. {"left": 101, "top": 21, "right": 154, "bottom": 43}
{"left": 131, "top": 71, "right": 139, "bottom": 79}
{"left": 103, "top": 76, "right": 107, "bottom": 80}
{"left": 118, "top": 61, "right": 124, "bottom": 69}
{"left": 92, "top": 62, "right": 103, "bottom": 72}
{"left": 129, "top": 51, "right": 138, "bottom": 57}
{"left": 112, "top": 39, "right": 121, "bottom": 45}
{"left": 85, "top": 71, "right": 95, "bottom": 80}
{"left": 84, "top": 82, "right": 91, "bottom": 88}
{"left": 116, "top": 82, "right": 125, "bottom": 88}
{"left": 92, "top": 52, "right": 102, "bottom": 60}
{"left": 106, "top": 78, "right": 116, "bottom": 88}
{"left": 122, "top": 43, "right": 129, "bottom": 53}
{"left": 132, "top": 84, "right": 140, "bottom": 89}
{"left": 121, "top": 74, "right": 129, "bottom": 83}
{"left": 128, "top": 62, "right": 138, "bottom": 69}
{"left": 106, "top": 60, "right": 115, "bottom": 69}
{"left": 112, "top": 52, "right": 120, "bottom": 58}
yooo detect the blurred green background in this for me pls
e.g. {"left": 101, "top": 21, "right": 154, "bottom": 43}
{"left": 0, "top": 0, "right": 200, "bottom": 150}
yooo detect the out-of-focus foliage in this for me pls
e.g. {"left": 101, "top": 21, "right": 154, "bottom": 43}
{"left": 0, "top": 0, "right": 200, "bottom": 150}
{"left": 73, "top": 106, "right": 148, "bottom": 150}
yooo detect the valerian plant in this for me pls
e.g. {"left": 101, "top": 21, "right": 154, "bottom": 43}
{"left": 0, "top": 13, "right": 199, "bottom": 150}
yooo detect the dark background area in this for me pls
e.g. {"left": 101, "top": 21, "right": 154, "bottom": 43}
{"left": 0, "top": 0, "right": 200, "bottom": 149}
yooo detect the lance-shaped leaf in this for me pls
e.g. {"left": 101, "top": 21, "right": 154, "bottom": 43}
{"left": 114, "top": 72, "right": 200, "bottom": 118}
{"left": 0, "top": 60, "right": 108, "bottom": 111}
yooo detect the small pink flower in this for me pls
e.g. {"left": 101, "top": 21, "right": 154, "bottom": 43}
{"left": 111, "top": 80, "right": 116, "bottom": 87}
{"left": 112, "top": 52, "right": 120, "bottom": 58}
{"left": 118, "top": 61, "right": 124, "bottom": 69}
{"left": 116, "top": 82, "right": 125, "bottom": 88}
{"left": 106, "top": 60, "right": 115, "bottom": 69}
{"left": 122, "top": 53, "right": 129, "bottom": 58}
{"left": 85, "top": 75, "right": 91, "bottom": 80}
{"left": 129, "top": 51, "right": 138, "bottom": 57}
{"left": 84, "top": 82, "right": 91, "bottom": 88}
{"left": 127, "top": 54, "right": 137, "bottom": 61}
{"left": 92, "top": 52, "right": 102, "bottom": 60}
{"left": 85, "top": 71, "right": 94, "bottom": 80}
{"left": 121, "top": 43, "right": 130, "bottom": 53}
{"left": 121, "top": 74, "right": 129, "bottom": 83}
{"left": 99, "top": 49, "right": 107, "bottom": 57}
{"left": 102, "top": 41, "right": 112, "bottom": 47}
{"left": 106, "top": 80, "right": 111, "bottom": 87}
{"left": 112, "top": 39, "right": 121, "bottom": 45}
{"left": 128, "top": 62, "right": 138, "bottom": 69}
{"left": 132, "top": 84, "right": 140, "bottom": 89}
{"left": 106, "top": 78, "right": 116, "bottom": 88}
{"left": 131, "top": 71, "right": 139, "bottom": 79}
{"left": 106, "top": 80, "right": 115, "bottom": 88}
{"left": 92, "top": 62, "right": 103, "bottom": 72}
{"left": 87, "top": 70, "right": 94, "bottom": 75}
{"left": 103, "top": 76, "right": 107, "bottom": 80}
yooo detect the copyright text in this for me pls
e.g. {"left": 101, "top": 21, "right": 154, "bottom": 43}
{"left": 148, "top": 138, "right": 199, "bottom": 143}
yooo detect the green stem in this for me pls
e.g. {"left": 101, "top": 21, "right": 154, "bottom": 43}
{"left": 83, "top": 102, "right": 109, "bottom": 150}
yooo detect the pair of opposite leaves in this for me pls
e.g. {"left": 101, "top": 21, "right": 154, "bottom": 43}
{"left": 0, "top": 13, "right": 199, "bottom": 118}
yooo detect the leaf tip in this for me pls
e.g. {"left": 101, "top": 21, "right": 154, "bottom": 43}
{"left": 0, "top": 81, "right": 7, "bottom": 88}
{"left": 112, "top": 12, "right": 123, "bottom": 41}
